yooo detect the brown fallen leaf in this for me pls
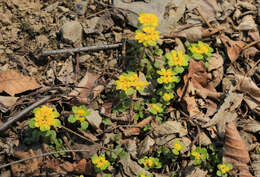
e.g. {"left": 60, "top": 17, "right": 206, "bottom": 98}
{"left": 0, "top": 70, "right": 41, "bottom": 96}
{"left": 11, "top": 149, "right": 42, "bottom": 176}
{"left": 223, "top": 122, "right": 253, "bottom": 177}
{"left": 124, "top": 116, "right": 152, "bottom": 136}
{"left": 69, "top": 72, "right": 102, "bottom": 104}
{"left": 0, "top": 96, "right": 18, "bottom": 113}
{"left": 177, "top": 59, "right": 221, "bottom": 121}
{"left": 220, "top": 34, "right": 246, "bottom": 62}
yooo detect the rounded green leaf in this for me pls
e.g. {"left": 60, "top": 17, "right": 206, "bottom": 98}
{"left": 81, "top": 121, "right": 89, "bottom": 130}
{"left": 68, "top": 115, "right": 76, "bottom": 123}
{"left": 29, "top": 119, "right": 36, "bottom": 128}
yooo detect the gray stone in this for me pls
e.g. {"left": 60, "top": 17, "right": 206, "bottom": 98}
{"left": 86, "top": 109, "right": 102, "bottom": 129}
{"left": 60, "top": 21, "right": 82, "bottom": 44}
{"left": 75, "top": 1, "right": 88, "bottom": 15}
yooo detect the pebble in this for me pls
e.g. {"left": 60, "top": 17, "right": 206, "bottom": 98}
{"left": 60, "top": 21, "right": 82, "bottom": 44}
{"left": 75, "top": 1, "right": 88, "bottom": 15}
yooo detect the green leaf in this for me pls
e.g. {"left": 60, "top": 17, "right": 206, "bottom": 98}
{"left": 72, "top": 106, "right": 78, "bottom": 113}
{"left": 125, "top": 88, "right": 134, "bottom": 96}
{"left": 149, "top": 108, "right": 157, "bottom": 115}
{"left": 68, "top": 115, "right": 76, "bottom": 123}
{"left": 173, "top": 66, "right": 184, "bottom": 74}
{"left": 54, "top": 119, "right": 61, "bottom": 127}
{"left": 102, "top": 118, "right": 112, "bottom": 125}
{"left": 91, "top": 154, "right": 99, "bottom": 162}
{"left": 102, "top": 173, "right": 112, "bottom": 177}
{"left": 29, "top": 119, "right": 36, "bottom": 128}
{"left": 172, "top": 149, "right": 179, "bottom": 155}
{"left": 216, "top": 170, "right": 222, "bottom": 176}
{"left": 81, "top": 121, "right": 89, "bottom": 130}
{"left": 154, "top": 61, "right": 161, "bottom": 68}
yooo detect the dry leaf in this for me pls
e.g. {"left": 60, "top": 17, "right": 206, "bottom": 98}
{"left": 124, "top": 116, "right": 152, "bottom": 136}
{"left": 0, "top": 96, "right": 18, "bottom": 112}
{"left": 69, "top": 72, "right": 101, "bottom": 104}
{"left": 220, "top": 34, "right": 246, "bottom": 62}
{"left": 223, "top": 122, "right": 253, "bottom": 177}
{"left": 251, "top": 154, "right": 260, "bottom": 177}
{"left": 11, "top": 149, "right": 42, "bottom": 176}
{"left": 208, "top": 53, "right": 224, "bottom": 87}
{"left": 0, "top": 70, "right": 41, "bottom": 96}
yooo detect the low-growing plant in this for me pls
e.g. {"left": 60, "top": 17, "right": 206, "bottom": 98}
{"left": 190, "top": 147, "right": 209, "bottom": 166}
{"left": 138, "top": 172, "right": 151, "bottom": 177}
{"left": 91, "top": 154, "right": 110, "bottom": 172}
{"left": 172, "top": 140, "right": 184, "bottom": 155}
{"left": 138, "top": 156, "right": 162, "bottom": 170}
{"left": 217, "top": 162, "right": 232, "bottom": 177}
{"left": 68, "top": 105, "right": 90, "bottom": 130}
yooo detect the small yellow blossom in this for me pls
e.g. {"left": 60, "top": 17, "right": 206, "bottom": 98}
{"left": 189, "top": 41, "right": 213, "bottom": 60}
{"left": 138, "top": 12, "right": 159, "bottom": 28}
{"left": 115, "top": 72, "right": 148, "bottom": 92}
{"left": 192, "top": 151, "right": 201, "bottom": 160}
{"left": 162, "top": 92, "right": 173, "bottom": 102}
{"left": 91, "top": 154, "right": 110, "bottom": 171}
{"left": 135, "top": 27, "right": 160, "bottom": 47}
{"left": 30, "top": 105, "right": 60, "bottom": 131}
{"left": 219, "top": 164, "right": 229, "bottom": 174}
{"left": 174, "top": 143, "right": 182, "bottom": 151}
{"left": 165, "top": 50, "right": 189, "bottom": 67}
{"left": 73, "top": 106, "right": 89, "bottom": 123}
{"left": 157, "top": 68, "right": 178, "bottom": 84}
{"left": 152, "top": 104, "right": 160, "bottom": 112}
{"left": 143, "top": 157, "right": 153, "bottom": 168}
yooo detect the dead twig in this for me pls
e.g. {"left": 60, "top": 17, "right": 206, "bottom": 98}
{"left": 242, "top": 39, "right": 260, "bottom": 50}
{"left": 0, "top": 149, "right": 90, "bottom": 169}
{"left": 0, "top": 95, "right": 52, "bottom": 132}
{"left": 195, "top": 8, "right": 213, "bottom": 29}
{"left": 42, "top": 43, "right": 122, "bottom": 56}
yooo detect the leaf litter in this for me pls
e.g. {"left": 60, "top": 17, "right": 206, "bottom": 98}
{"left": 0, "top": 0, "right": 260, "bottom": 177}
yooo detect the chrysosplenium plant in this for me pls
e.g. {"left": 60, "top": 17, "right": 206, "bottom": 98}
{"left": 114, "top": 12, "right": 213, "bottom": 121}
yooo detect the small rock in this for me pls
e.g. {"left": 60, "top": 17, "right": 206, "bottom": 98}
{"left": 60, "top": 21, "right": 82, "bottom": 44}
{"left": 86, "top": 109, "right": 102, "bottom": 129}
{"left": 75, "top": 1, "right": 88, "bottom": 15}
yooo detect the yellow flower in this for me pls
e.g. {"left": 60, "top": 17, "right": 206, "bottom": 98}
{"left": 219, "top": 164, "right": 229, "bottom": 174}
{"left": 166, "top": 50, "right": 189, "bottom": 67}
{"left": 189, "top": 41, "right": 213, "bottom": 60}
{"left": 152, "top": 104, "right": 160, "bottom": 112}
{"left": 74, "top": 106, "right": 88, "bottom": 123}
{"left": 143, "top": 157, "right": 153, "bottom": 168}
{"left": 135, "top": 27, "right": 160, "bottom": 47}
{"left": 93, "top": 156, "right": 108, "bottom": 168}
{"left": 162, "top": 93, "right": 173, "bottom": 101}
{"left": 138, "top": 13, "right": 159, "bottom": 28}
{"left": 157, "top": 68, "right": 178, "bottom": 84}
{"left": 115, "top": 72, "right": 148, "bottom": 92}
{"left": 192, "top": 151, "right": 201, "bottom": 160}
{"left": 174, "top": 143, "right": 182, "bottom": 151}
{"left": 32, "top": 105, "right": 60, "bottom": 131}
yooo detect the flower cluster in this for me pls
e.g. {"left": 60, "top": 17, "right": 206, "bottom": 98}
{"left": 135, "top": 13, "right": 160, "bottom": 46}
{"left": 191, "top": 147, "right": 209, "bottom": 165}
{"left": 138, "top": 172, "right": 151, "bottom": 177}
{"left": 91, "top": 154, "right": 110, "bottom": 172}
{"left": 188, "top": 41, "right": 213, "bottom": 60}
{"left": 157, "top": 68, "right": 179, "bottom": 84}
{"left": 172, "top": 140, "right": 184, "bottom": 155}
{"left": 138, "top": 156, "right": 162, "bottom": 170}
{"left": 217, "top": 162, "right": 232, "bottom": 177}
{"left": 115, "top": 72, "right": 148, "bottom": 95}
{"left": 68, "top": 105, "right": 90, "bottom": 130}
{"left": 162, "top": 92, "right": 174, "bottom": 102}
{"left": 150, "top": 103, "right": 163, "bottom": 115}
{"left": 29, "top": 105, "right": 61, "bottom": 131}
{"left": 165, "top": 50, "right": 189, "bottom": 67}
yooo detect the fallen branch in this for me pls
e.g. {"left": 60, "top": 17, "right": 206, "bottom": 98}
{"left": 0, "top": 149, "right": 90, "bottom": 169}
{"left": 42, "top": 43, "right": 122, "bottom": 56}
{"left": 0, "top": 95, "right": 52, "bottom": 132}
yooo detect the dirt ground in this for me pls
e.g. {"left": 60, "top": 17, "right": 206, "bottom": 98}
{"left": 0, "top": 0, "right": 260, "bottom": 177}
